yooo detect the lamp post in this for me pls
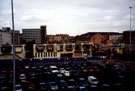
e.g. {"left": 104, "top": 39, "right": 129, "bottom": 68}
{"left": 11, "top": 0, "right": 16, "bottom": 90}
{"left": 129, "top": 6, "right": 132, "bottom": 53}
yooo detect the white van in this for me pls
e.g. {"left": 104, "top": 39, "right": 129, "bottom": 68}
{"left": 88, "top": 76, "right": 98, "bottom": 85}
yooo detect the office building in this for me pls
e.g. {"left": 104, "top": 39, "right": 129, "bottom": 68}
{"left": 22, "top": 25, "right": 47, "bottom": 44}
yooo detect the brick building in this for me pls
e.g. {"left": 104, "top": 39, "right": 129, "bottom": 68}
{"left": 47, "top": 34, "right": 70, "bottom": 43}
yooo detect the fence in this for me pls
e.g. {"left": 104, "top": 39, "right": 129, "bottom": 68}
{"left": 0, "top": 57, "right": 107, "bottom": 64}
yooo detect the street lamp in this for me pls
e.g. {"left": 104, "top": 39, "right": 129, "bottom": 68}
{"left": 129, "top": 6, "right": 132, "bottom": 53}
{"left": 11, "top": 0, "right": 16, "bottom": 91}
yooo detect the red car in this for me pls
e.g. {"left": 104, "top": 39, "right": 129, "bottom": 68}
{"left": 21, "top": 80, "right": 35, "bottom": 90}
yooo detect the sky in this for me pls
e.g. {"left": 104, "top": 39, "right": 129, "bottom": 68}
{"left": 0, "top": 0, "right": 135, "bottom": 36}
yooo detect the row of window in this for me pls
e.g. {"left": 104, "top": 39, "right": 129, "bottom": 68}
{"left": 35, "top": 52, "right": 57, "bottom": 58}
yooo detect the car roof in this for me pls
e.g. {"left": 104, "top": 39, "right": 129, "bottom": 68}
{"left": 79, "top": 86, "right": 86, "bottom": 89}
{"left": 50, "top": 66, "right": 57, "bottom": 68}
{"left": 69, "top": 79, "right": 75, "bottom": 81}
{"left": 79, "top": 78, "right": 85, "bottom": 80}
{"left": 40, "top": 82, "right": 46, "bottom": 85}
{"left": 88, "top": 76, "right": 97, "bottom": 79}
{"left": 60, "top": 80, "right": 66, "bottom": 82}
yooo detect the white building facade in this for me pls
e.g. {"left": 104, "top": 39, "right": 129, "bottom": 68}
{"left": 0, "top": 28, "right": 12, "bottom": 45}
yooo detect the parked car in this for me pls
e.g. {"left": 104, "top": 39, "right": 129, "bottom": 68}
{"left": 19, "top": 74, "right": 26, "bottom": 80}
{"left": 25, "top": 65, "right": 30, "bottom": 69}
{"left": 88, "top": 76, "right": 98, "bottom": 85}
{"left": 67, "top": 86, "right": 76, "bottom": 91}
{"left": 24, "top": 81, "right": 35, "bottom": 90}
{"left": 50, "top": 66, "right": 59, "bottom": 73}
{"left": 0, "top": 86, "right": 8, "bottom": 90}
{"left": 20, "top": 80, "right": 35, "bottom": 90}
{"left": 43, "top": 67, "right": 51, "bottom": 74}
{"left": 59, "top": 68, "right": 65, "bottom": 73}
{"left": 25, "top": 82, "right": 35, "bottom": 90}
{"left": 100, "top": 84, "right": 111, "bottom": 91}
{"left": 56, "top": 72, "right": 63, "bottom": 78}
{"left": 59, "top": 80, "right": 68, "bottom": 89}
{"left": 15, "top": 84, "right": 22, "bottom": 91}
{"left": 30, "top": 73, "right": 36, "bottom": 79}
{"left": 68, "top": 79, "right": 78, "bottom": 88}
{"left": 71, "top": 69, "right": 79, "bottom": 77}
{"left": 88, "top": 85, "right": 99, "bottom": 91}
{"left": 31, "top": 65, "right": 37, "bottom": 69}
{"left": 49, "top": 82, "right": 58, "bottom": 90}
{"left": 81, "top": 67, "right": 88, "bottom": 73}
{"left": 0, "top": 76, "right": 6, "bottom": 85}
{"left": 77, "top": 86, "right": 88, "bottom": 91}
{"left": 39, "top": 82, "right": 48, "bottom": 90}
{"left": 78, "top": 78, "right": 89, "bottom": 87}
{"left": 38, "top": 64, "right": 44, "bottom": 69}
{"left": 64, "top": 71, "right": 70, "bottom": 76}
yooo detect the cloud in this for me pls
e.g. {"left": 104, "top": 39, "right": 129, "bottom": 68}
{"left": 0, "top": 0, "right": 135, "bottom": 36}
{"left": 103, "top": 16, "right": 113, "bottom": 21}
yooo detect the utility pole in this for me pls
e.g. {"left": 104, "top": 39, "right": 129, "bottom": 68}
{"left": 129, "top": 6, "right": 132, "bottom": 53}
{"left": 11, "top": 0, "right": 16, "bottom": 90}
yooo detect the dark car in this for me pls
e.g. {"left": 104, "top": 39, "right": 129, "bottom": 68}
{"left": 100, "top": 84, "right": 111, "bottom": 91}
{"left": 38, "top": 64, "right": 44, "bottom": 69}
{"left": 77, "top": 86, "right": 88, "bottom": 91}
{"left": 88, "top": 85, "right": 99, "bottom": 91}
{"left": 43, "top": 67, "right": 51, "bottom": 74}
{"left": 15, "top": 84, "right": 22, "bottom": 91}
{"left": 59, "top": 80, "right": 68, "bottom": 89}
{"left": 39, "top": 82, "right": 48, "bottom": 90}
{"left": 71, "top": 70, "right": 79, "bottom": 77}
{"left": 29, "top": 72, "right": 36, "bottom": 79}
{"left": 68, "top": 79, "right": 78, "bottom": 88}
{"left": 36, "top": 69, "right": 42, "bottom": 75}
{"left": 0, "top": 76, "right": 6, "bottom": 85}
{"left": 56, "top": 72, "right": 63, "bottom": 78}
{"left": 0, "top": 86, "right": 8, "bottom": 90}
{"left": 78, "top": 78, "right": 89, "bottom": 87}
{"left": 49, "top": 82, "right": 58, "bottom": 90}
{"left": 81, "top": 67, "right": 88, "bottom": 73}
{"left": 67, "top": 86, "right": 76, "bottom": 91}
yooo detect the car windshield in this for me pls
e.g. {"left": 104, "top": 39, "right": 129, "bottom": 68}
{"left": 61, "top": 82, "right": 67, "bottom": 86}
{"left": 69, "top": 81, "right": 77, "bottom": 86}
{"left": 52, "top": 68, "right": 57, "bottom": 70}
{"left": 81, "top": 88, "right": 87, "bottom": 91}
{"left": 92, "top": 79, "right": 97, "bottom": 81}
{"left": 15, "top": 86, "right": 21, "bottom": 90}
{"left": 81, "top": 80, "right": 87, "bottom": 83}
{"left": 50, "top": 83, "right": 56, "bottom": 86}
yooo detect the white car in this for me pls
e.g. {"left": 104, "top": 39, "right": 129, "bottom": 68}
{"left": 64, "top": 71, "right": 70, "bottom": 76}
{"left": 88, "top": 76, "right": 98, "bottom": 85}
{"left": 50, "top": 66, "right": 59, "bottom": 73}
{"left": 25, "top": 65, "right": 29, "bottom": 69}
{"left": 59, "top": 68, "right": 65, "bottom": 73}
{"left": 19, "top": 74, "right": 26, "bottom": 80}
{"left": 15, "top": 84, "right": 22, "bottom": 91}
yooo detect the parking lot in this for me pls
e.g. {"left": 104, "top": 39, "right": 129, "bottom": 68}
{"left": 0, "top": 61, "right": 134, "bottom": 91}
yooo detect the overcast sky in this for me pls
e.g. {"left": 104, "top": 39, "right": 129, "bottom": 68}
{"left": 0, "top": 0, "right": 135, "bottom": 36}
